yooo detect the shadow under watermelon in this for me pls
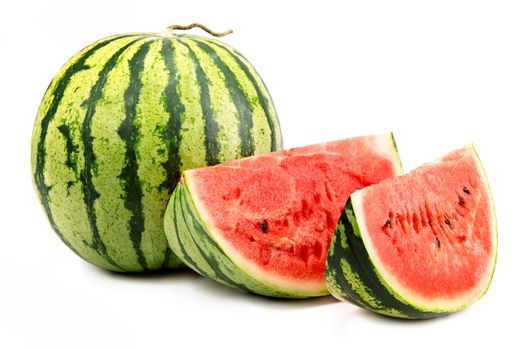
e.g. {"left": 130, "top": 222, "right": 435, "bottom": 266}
{"left": 85, "top": 263, "right": 338, "bottom": 309}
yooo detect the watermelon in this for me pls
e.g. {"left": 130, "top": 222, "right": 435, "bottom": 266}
{"left": 325, "top": 145, "right": 497, "bottom": 318}
{"left": 31, "top": 28, "right": 282, "bottom": 272}
{"left": 164, "top": 133, "right": 403, "bottom": 297}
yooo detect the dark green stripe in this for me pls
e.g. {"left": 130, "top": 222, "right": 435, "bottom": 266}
{"left": 117, "top": 40, "right": 153, "bottom": 270}
{"left": 189, "top": 38, "right": 254, "bottom": 157}
{"left": 327, "top": 221, "right": 368, "bottom": 308}
{"left": 172, "top": 187, "right": 203, "bottom": 271}
{"left": 160, "top": 39, "right": 185, "bottom": 191}
{"left": 180, "top": 193, "right": 236, "bottom": 287}
{"left": 167, "top": 179, "right": 305, "bottom": 297}
{"left": 331, "top": 199, "right": 446, "bottom": 319}
{"left": 179, "top": 184, "right": 247, "bottom": 290}
{"left": 33, "top": 34, "right": 135, "bottom": 257}
{"left": 161, "top": 246, "right": 175, "bottom": 268}
{"left": 171, "top": 181, "right": 244, "bottom": 289}
{"left": 57, "top": 124, "right": 80, "bottom": 194}
{"left": 57, "top": 124, "right": 79, "bottom": 173}
{"left": 80, "top": 38, "right": 145, "bottom": 270}
{"left": 193, "top": 37, "right": 281, "bottom": 151}
{"left": 176, "top": 39, "right": 220, "bottom": 165}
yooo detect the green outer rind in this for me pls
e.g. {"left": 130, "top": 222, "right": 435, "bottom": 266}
{"left": 164, "top": 133, "right": 404, "bottom": 298}
{"left": 467, "top": 143, "right": 498, "bottom": 301}
{"left": 389, "top": 133, "right": 404, "bottom": 174}
{"left": 325, "top": 145, "right": 497, "bottom": 319}
{"left": 164, "top": 179, "right": 309, "bottom": 298}
{"left": 325, "top": 199, "right": 446, "bottom": 319}
{"left": 31, "top": 32, "right": 283, "bottom": 272}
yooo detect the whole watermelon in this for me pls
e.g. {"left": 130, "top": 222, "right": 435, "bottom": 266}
{"left": 31, "top": 27, "right": 283, "bottom": 272}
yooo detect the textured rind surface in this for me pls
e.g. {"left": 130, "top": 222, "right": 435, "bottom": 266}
{"left": 164, "top": 134, "right": 403, "bottom": 298}
{"left": 325, "top": 146, "right": 497, "bottom": 319}
{"left": 165, "top": 181, "right": 306, "bottom": 298}
{"left": 325, "top": 200, "right": 446, "bottom": 319}
{"left": 31, "top": 32, "right": 282, "bottom": 272}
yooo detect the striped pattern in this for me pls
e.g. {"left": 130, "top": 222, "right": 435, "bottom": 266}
{"left": 326, "top": 199, "right": 449, "bottom": 319}
{"left": 31, "top": 33, "right": 283, "bottom": 272}
{"left": 164, "top": 180, "right": 303, "bottom": 298}
{"left": 164, "top": 134, "right": 404, "bottom": 298}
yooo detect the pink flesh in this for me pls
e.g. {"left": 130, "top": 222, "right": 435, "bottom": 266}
{"left": 188, "top": 136, "right": 399, "bottom": 282}
{"left": 360, "top": 147, "right": 494, "bottom": 298}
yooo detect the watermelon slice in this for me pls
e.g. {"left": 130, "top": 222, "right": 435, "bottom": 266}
{"left": 325, "top": 145, "right": 497, "bottom": 318}
{"left": 164, "top": 133, "right": 403, "bottom": 297}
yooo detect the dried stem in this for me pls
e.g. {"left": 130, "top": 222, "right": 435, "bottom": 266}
{"left": 165, "top": 23, "right": 233, "bottom": 37}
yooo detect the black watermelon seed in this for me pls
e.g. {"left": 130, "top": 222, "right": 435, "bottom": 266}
{"left": 444, "top": 215, "right": 454, "bottom": 229}
{"left": 383, "top": 217, "right": 391, "bottom": 229}
{"left": 435, "top": 236, "right": 441, "bottom": 248}
{"left": 463, "top": 187, "right": 470, "bottom": 195}
{"left": 261, "top": 220, "right": 268, "bottom": 233}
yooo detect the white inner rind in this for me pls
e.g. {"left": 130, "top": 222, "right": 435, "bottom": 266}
{"left": 185, "top": 133, "right": 403, "bottom": 297}
{"left": 354, "top": 144, "right": 497, "bottom": 312}
{"left": 186, "top": 174, "right": 326, "bottom": 296}
{"left": 372, "top": 133, "right": 404, "bottom": 176}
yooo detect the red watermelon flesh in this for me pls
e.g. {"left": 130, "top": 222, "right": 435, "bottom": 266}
{"left": 185, "top": 134, "right": 402, "bottom": 292}
{"left": 353, "top": 145, "right": 496, "bottom": 304}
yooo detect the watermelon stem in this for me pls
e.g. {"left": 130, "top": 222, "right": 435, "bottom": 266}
{"left": 164, "top": 23, "right": 233, "bottom": 37}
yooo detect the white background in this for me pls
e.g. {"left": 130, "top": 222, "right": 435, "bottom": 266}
{"left": 1, "top": 1, "right": 522, "bottom": 349}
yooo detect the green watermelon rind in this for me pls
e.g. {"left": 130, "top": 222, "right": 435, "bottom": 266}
{"left": 469, "top": 143, "right": 498, "bottom": 301}
{"left": 31, "top": 32, "right": 283, "bottom": 272}
{"left": 325, "top": 201, "right": 440, "bottom": 319}
{"left": 165, "top": 133, "right": 404, "bottom": 298}
{"left": 164, "top": 178, "right": 313, "bottom": 298}
{"left": 325, "top": 144, "right": 497, "bottom": 318}
{"left": 389, "top": 132, "right": 404, "bottom": 176}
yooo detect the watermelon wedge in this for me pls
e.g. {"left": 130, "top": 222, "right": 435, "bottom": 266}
{"left": 164, "top": 133, "right": 403, "bottom": 297}
{"left": 325, "top": 145, "right": 497, "bottom": 318}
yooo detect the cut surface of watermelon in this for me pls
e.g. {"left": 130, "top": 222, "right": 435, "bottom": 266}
{"left": 326, "top": 145, "right": 497, "bottom": 317}
{"left": 165, "top": 133, "right": 403, "bottom": 297}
